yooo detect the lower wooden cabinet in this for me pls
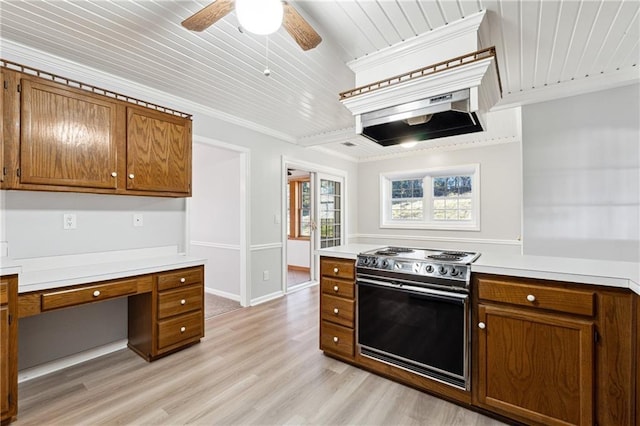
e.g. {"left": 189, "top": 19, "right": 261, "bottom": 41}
{"left": 319, "top": 257, "right": 356, "bottom": 360}
{"left": 129, "top": 265, "right": 204, "bottom": 361}
{"left": 1, "top": 275, "right": 18, "bottom": 424}
{"left": 473, "top": 273, "right": 635, "bottom": 426}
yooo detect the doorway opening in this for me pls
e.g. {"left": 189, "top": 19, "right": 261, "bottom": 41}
{"left": 286, "top": 168, "right": 312, "bottom": 291}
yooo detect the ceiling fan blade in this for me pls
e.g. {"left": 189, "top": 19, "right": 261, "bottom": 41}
{"left": 181, "top": 0, "right": 235, "bottom": 32}
{"left": 282, "top": 2, "right": 322, "bottom": 51}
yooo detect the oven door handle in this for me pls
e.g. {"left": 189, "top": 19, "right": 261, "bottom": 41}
{"left": 357, "top": 277, "right": 469, "bottom": 301}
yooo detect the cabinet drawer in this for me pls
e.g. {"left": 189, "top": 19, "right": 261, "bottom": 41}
{"left": 157, "top": 284, "right": 202, "bottom": 319}
{"left": 320, "top": 258, "right": 355, "bottom": 280}
{"left": 321, "top": 294, "right": 355, "bottom": 327}
{"left": 157, "top": 310, "right": 203, "bottom": 350}
{"left": 41, "top": 279, "right": 138, "bottom": 311}
{"left": 478, "top": 278, "right": 596, "bottom": 317}
{"left": 321, "top": 320, "right": 354, "bottom": 357}
{"left": 321, "top": 278, "right": 355, "bottom": 299}
{"left": 157, "top": 267, "right": 202, "bottom": 291}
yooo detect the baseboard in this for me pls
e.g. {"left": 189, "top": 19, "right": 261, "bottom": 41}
{"left": 250, "top": 290, "right": 284, "bottom": 306}
{"left": 204, "top": 286, "right": 241, "bottom": 302}
{"left": 18, "top": 339, "right": 128, "bottom": 383}
{"left": 287, "top": 265, "right": 310, "bottom": 273}
{"left": 287, "top": 281, "right": 318, "bottom": 294}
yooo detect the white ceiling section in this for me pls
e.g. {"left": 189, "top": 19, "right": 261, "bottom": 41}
{"left": 1, "top": 0, "right": 638, "bottom": 161}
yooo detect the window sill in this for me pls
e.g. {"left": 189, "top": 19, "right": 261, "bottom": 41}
{"left": 380, "top": 222, "right": 480, "bottom": 231}
{"left": 288, "top": 237, "right": 311, "bottom": 241}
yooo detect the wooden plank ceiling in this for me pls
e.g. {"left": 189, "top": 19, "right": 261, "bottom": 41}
{"left": 1, "top": 0, "right": 638, "bottom": 161}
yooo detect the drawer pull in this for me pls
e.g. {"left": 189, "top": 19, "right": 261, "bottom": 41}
{"left": 526, "top": 294, "right": 536, "bottom": 302}
{"left": 333, "top": 285, "right": 339, "bottom": 292}
{"left": 111, "top": 171, "right": 117, "bottom": 177}
{"left": 333, "top": 308, "right": 339, "bottom": 314}
{"left": 333, "top": 267, "right": 339, "bottom": 273}
{"left": 93, "top": 290, "right": 101, "bottom": 297}
{"left": 333, "top": 336, "right": 339, "bottom": 343}
{"left": 478, "top": 322, "right": 486, "bottom": 329}
{"left": 180, "top": 278, "right": 186, "bottom": 283}
{"left": 128, "top": 173, "right": 135, "bottom": 179}
{"left": 180, "top": 299, "right": 186, "bottom": 305}
{"left": 180, "top": 326, "right": 186, "bottom": 333}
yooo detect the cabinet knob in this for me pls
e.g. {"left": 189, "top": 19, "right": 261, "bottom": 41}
{"left": 333, "top": 336, "right": 339, "bottom": 343}
{"left": 180, "top": 326, "right": 186, "bottom": 333}
{"left": 128, "top": 173, "right": 135, "bottom": 179}
{"left": 180, "top": 278, "right": 186, "bottom": 283}
{"left": 526, "top": 294, "right": 536, "bottom": 302}
{"left": 111, "top": 172, "right": 117, "bottom": 177}
{"left": 333, "top": 285, "right": 339, "bottom": 292}
{"left": 180, "top": 299, "right": 186, "bottom": 305}
{"left": 333, "top": 308, "right": 339, "bottom": 314}
{"left": 333, "top": 267, "right": 339, "bottom": 274}
{"left": 93, "top": 290, "right": 101, "bottom": 297}
{"left": 478, "top": 322, "right": 486, "bottom": 329}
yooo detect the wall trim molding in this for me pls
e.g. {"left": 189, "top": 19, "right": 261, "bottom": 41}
{"left": 355, "top": 233, "right": 522, "bottom": 246}
{"left": 18, "top": 339, "right": 128, "bottom": 383}
{"left": 191, "top": 241, "right": 241, "bottom": 251}
{"left": 250, "top": 243, "right": 283, "bottom": 251}
{"left": 250, "top": 290, "right": 284, "bottom": 306}
{"left": 204, "top": 286, "right": 241, "bottom": 302}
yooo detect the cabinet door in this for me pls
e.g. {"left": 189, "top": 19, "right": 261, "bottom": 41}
{"left": 126, "top": 107, "right": 191, "bottom": 194}
{"left": 0, "top": 304, "right": 8, "bottom": 417}
{"left": 1, "top": 68, "right": 4, "bottom": 185}
{"left": 477, "top": 304, "right": 594, "bottom": 426}
{"left": 20, "top": 77, "right": 119, "bottom": 189}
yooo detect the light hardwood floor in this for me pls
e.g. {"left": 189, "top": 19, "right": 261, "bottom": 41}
{"left": 14, "top": 286, "right": 506, "bottom": 425}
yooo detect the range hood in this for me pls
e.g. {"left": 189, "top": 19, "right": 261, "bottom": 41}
{"left": 340, "top": 47, "right": 502, "bottom": 147}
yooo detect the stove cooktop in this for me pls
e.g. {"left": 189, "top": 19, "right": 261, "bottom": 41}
{"left": 364, "top": 247, "right": 480, "bottom": 264}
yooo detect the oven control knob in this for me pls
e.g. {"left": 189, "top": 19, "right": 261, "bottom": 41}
{"left": 413, "top": 263, "right": 420, "bottom": 273}
{"left": 382, "top": 259, "right": 389, "bottom": 268}
{"left": 450, "top": 267, "right": 459, "bottom": 276}
{"left": 394, "top": 263, "right": 401, "bottom": 270}
{"left": 438, "top": 266, "right": 447, "bottom": 275}
{"left": 425, "top": 265, "right": 434, "bottom": 273}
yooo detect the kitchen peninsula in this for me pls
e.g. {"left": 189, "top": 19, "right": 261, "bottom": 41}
{"left": 318, "top": 244, "right": 639, "bottom": 426}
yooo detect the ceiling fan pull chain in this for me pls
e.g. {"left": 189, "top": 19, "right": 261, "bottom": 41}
{"left": 264, "top": 36, "right": 271, "bottom": 77}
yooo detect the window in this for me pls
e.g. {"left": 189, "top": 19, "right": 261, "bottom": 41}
{"left": 288, "top": 178, "right": 311, "bottom": 239}
{"left": 380, "top": 164, "right": 480, "bottom": 230}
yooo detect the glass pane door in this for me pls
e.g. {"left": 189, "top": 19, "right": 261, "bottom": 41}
{"left": 317, "top": 174, "right": 343, "bottom": 248}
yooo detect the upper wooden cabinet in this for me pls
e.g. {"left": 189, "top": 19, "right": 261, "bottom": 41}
{"left": 126, "top": 107, "right": 191, "bottom": 194}
{"left": 20, "top": 77, "right": 119, "bottom": 190}
{"left": 1, "top": 64, "right": 192, "bottom": 197}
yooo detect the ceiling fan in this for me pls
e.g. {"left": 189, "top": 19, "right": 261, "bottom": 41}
{"left": 181, "top": 0, "right": 322, "bottom": 51}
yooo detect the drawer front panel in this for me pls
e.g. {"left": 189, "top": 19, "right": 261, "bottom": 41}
{"left": 320, "top": 320, "right": 354, "bottom": 357}
{"left": 321, "top": 278, "right": 355, "bottom": 299}
{"left": 157, "top": 267, "right": 202, "bottom": 291}
{"left": 478, "top": 278, "right": 596, "bottom": 317}
{"left": 41, "top": 279, "right": 138, "bottom": 311}
{"left": 320, "top": 258, "right": 355, "bottom": 280}
{"left": 157, "top": 310, "right": 203, "bottom": 350}
{"left": 321, "top": 294, "right": 355, "bottom": 327}
{"left": 158, "top": 285, "right": 202, "bottom": 319}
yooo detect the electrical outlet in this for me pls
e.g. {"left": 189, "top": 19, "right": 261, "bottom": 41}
{"left": 133, "top": 213, "right": 144, "bottom": 227}
{"left": 63, "top": 213, "right": 77, "bottom": 230}
{"left": 263, "top": 270, "right": 270, "bottom": 281}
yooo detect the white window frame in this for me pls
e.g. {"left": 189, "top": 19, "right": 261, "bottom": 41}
{"left": 380, "top": 164, "right": 480, "bottom": 231}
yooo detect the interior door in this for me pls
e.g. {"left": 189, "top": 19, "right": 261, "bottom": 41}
{"left": 315, "top": 173, "right": 344, "bottom": 249}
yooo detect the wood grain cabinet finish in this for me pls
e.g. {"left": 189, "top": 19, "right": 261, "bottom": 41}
{"left": 1, "top": 275, "right": 18, "bottom": 424}
{"left": 19, "top": 77, "right": 119, "bottom": 190}
{"left": 319, "top": 257, "right": 356, "bottom": 360}
{"left": 41, "top": 278, "right": 138, "bottom": 311}
{"left": 126, "top": 107, "right": 191, "bottom": 195}
{"left": 473, "top": 274, "right": 635, "bottom": 426}
{"left": 1, "top": 67, "right": 192, "bottom": 197}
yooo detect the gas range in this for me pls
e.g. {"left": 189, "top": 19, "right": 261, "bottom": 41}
{"left": 356, "top": 247, "right": 480, "bottom": 290}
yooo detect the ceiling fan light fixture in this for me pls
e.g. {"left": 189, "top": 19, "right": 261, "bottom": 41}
{"left": 236, "top": 0, "right": 283, "bottom": 35}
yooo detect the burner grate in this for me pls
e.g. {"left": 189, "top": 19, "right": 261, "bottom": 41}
{"left": 427, "top": 254, "right": 464, "bottom": 261}
{"left": 375, "top": 247, "right": 414, "bottom": 256}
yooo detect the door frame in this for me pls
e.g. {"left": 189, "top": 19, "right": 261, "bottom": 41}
{"left": 281, "top": 156, "right": 348, "bottom": 294}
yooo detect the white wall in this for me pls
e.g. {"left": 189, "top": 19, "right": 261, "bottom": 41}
{"left": 287, "top": 239, "right": 310, "bottom": 268}
{"left": 355, "top": 140, "right": 523, "bottom": 254}
{"left": 189, "top": 142, "right": 242, "bottom": 300}
{"left": 522, "top": 84, "right": 640, "bottom": 262}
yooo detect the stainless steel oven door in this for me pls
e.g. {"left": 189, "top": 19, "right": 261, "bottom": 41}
{"left": 357, "top": 277, "right": 470, "bottom": 390}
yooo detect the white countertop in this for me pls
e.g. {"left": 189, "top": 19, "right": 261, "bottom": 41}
{"left": 318, "top": 244, "right": 640, "bottom": 296}
{"left": 0, "top": 246, "right": 206, "bottom": 293}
